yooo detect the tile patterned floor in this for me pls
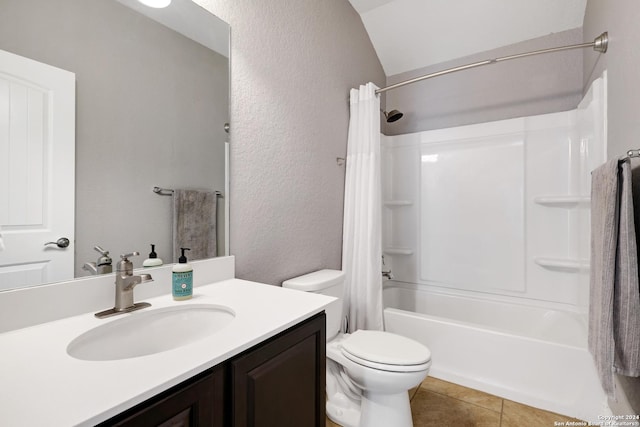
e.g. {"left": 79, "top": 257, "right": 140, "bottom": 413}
{"left": 326, "top": 377, "right": 584, "bottom": 426}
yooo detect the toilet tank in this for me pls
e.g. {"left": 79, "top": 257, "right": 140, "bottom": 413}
{"left": 282, "top": 269, "right": 345, "bottom": 341}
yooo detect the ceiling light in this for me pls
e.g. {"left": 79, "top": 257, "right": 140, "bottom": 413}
{"left": 137, "top": 0, "right": 171, "bottom": 8}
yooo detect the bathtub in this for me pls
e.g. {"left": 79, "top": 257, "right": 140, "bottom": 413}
{"left": 383, "top": 282, "right": 610, "bottom": 422}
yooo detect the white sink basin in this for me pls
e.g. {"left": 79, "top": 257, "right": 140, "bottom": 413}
{"left": 67, "top": 304, "right": 235, "bottom": 361}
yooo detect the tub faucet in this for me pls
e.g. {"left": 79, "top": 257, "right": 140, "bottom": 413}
{"left": 382, "top": 255, "right": 393, "bottom": 280}
{"left": 95, "top": 252, "right": 153, "bottom": 319}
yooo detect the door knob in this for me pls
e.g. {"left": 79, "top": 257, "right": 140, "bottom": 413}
{"left": 44, "top": 237, "right": 70, "bottom": 248}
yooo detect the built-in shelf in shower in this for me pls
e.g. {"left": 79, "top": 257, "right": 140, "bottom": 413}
{"left": 534, "top": 257, "right": 590, "bottom": 272}
{"left": 383, "top": 248, "right": 414, "bottom": 255}
{"left": 533, "top": 196, "right": 591, "bottom": 207}
{"left": 383, "top": 200, "right": 413, "bottom": 207}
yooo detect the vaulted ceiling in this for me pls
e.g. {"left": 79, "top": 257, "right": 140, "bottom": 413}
{"left": 348, "top": 0, "right": 587, "bottom": 76}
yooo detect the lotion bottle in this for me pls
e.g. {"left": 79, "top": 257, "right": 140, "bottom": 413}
{"left": 172, "top": 247, "right": 193, "bottom": 300}
{"left": 143, "top": 244, "right": 163, "bottom": 267}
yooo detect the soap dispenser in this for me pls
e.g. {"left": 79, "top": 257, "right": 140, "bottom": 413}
{"left": 143, "top": 244, "right": 163, "bottom": 267}
{"left": 172, "top": 247, "right": 193, "bottom": 300}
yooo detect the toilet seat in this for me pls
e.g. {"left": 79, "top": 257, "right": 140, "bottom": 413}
{"left": 340, "top": 330, "right": 431, "bottom": 373}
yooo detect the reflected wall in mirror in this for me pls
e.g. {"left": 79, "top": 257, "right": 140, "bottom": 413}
{"left": 0, "top": 0, "right": 230, "bottom": 290}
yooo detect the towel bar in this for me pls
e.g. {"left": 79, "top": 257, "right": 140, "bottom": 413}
{"left": 153, "top": 186, "right": 222, "bottom": 197}
{"left": 153, "top": 186, "right": 174, "bottom": 196}
{"left": 625, "top": 149, "right": 640, "bottom": 160}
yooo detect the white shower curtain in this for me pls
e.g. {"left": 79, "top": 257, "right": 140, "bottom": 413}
{"left": 342, "top": 82, "right": 383, "bottom": 332}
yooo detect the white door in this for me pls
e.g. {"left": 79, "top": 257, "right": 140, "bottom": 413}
{"left": 0, "top": 49, "right": 75, "bottom": 290}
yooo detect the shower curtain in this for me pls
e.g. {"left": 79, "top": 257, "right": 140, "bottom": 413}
{"left": 342, "top": 82, "right": 383, "bottom": 332}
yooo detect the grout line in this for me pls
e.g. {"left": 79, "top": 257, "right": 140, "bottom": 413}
{"left": 418, "top": 389, "right": 502, "bottom": 414}
{"left": 419, "top": 381, "right": 503, "bottom": 413}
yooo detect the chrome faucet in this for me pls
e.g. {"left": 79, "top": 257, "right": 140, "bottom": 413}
{"left": 95, "top": 252, "right": 154, "bottom": 319}
{"left": 382, "top": 255, "right": 393, "bottom": 280}
{"left": 82, "top": 245, "right": 113, "bottom": 275}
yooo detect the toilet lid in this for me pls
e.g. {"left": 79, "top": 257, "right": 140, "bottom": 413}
{"left": 341, "top": 330, "right": 431, "bottom": 368}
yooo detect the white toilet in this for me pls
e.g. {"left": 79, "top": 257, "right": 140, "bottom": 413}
{"left": 283, "top": 269, "right": 431, "bottom": 427}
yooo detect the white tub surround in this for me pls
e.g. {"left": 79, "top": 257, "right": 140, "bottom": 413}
{"left": 381, "top": 74, "right": 607, "bottom": 310}
{"left": 0, "top": 257, "right": 335, "bottom": 426}
{"left": 384, "top": 283, "right": 610, "bottom": 422}
{"left": 380, "top": 73, "right": 610, "bottom": 422}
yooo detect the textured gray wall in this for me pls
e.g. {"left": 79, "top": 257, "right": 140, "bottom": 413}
{"left": 0, "top": 0, "right": 228, "bottom": 275}
{"left": 384, "top": 28, "right": 583, "bottom": 135}
{"left": 584, "top": 0, "right": 640, "bottom": 413}
{"left": 584, "top": 0, "right": 640, "bottom": 160}
{"left": 195, "top": 0, "right": 386, "bottom": 285}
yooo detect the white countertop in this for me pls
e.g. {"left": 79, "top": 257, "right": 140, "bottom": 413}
{"left": 0, "top": 278, "right": 335, "bottom": 427}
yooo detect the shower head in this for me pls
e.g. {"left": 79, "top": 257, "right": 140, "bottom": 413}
{"left": 383, "top": 109, "right": 404, "bottom": 123}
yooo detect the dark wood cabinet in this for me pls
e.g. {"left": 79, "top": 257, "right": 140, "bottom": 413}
{"left": 231, "top": 312, "right": 326, "bottom": 427}
{"left": 98, "top": 312, "right": 325, "bottom": 427}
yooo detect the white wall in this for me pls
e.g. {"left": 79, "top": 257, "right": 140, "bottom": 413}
{"left": 195, "top": 0, "right": 386, "bottom": 285}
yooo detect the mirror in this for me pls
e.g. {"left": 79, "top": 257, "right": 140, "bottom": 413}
{"left": 0, "top": 0, "right": 229, "bottom": 290}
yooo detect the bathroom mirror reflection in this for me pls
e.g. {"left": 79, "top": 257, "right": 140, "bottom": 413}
{"left": 0, "top": 0, "right": 229, "bottom": 290}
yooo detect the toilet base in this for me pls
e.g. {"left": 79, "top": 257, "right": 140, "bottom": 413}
{"left": 359, "top": 390, "right": 412, "bottom": 427}
{"left": 326, "top": 397, "right": 360, "bottom": 427}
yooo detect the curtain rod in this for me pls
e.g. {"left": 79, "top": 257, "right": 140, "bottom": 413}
{"left": 376, "top": 32, "right": 608, "bottom": 95}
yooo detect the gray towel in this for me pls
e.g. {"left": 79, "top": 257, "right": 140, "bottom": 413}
{"left": 172, "top": 189, "right": 217, "bottom": 262}
{"left": 589, "top": 158, "right": 640, "bottom": 399}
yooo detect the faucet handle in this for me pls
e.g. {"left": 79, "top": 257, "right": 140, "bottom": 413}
{"left": 94, "top": 245, "right": 108, "bottom": 255}
{"left": 120, "top": 252, "right": 140, "bottom": 261}
{"left": 94, "top": 245, "right": 112, "bottom": 267}
{"left": 117, "top": 252, "right": 140, "bottom": 273}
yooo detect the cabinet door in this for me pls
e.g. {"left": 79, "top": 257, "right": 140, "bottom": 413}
{"left": 231, "top": 312, "right": 326, "bottom": 427}
{"left": 98, "top": 365, "right": 225, "bottom": 427}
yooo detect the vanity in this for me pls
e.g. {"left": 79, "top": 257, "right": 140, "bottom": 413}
{"left": 0, "top": 256, "right": 334, "bottom": 426}
{"left": 100, "top": 312, "right": 325, "bottom": 427}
